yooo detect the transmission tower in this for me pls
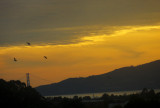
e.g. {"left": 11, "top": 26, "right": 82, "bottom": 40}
{"left": 26, "top": 73, "right": 30, "bottom": 87}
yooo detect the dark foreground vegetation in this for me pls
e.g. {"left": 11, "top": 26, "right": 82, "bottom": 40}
{"left": 0, "top": 79, "right": 160, "bottom": 108}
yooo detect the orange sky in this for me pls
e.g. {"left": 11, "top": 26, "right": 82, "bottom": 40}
{"left": 1, "top": 25, "right": 160, "bottom": 87}
{"left": 0, "top": 0, "right": 160, "bottom": 87}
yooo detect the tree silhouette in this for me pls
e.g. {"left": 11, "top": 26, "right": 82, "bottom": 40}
{"left": 0, "top": 79, "right": 48, "bottom": 108}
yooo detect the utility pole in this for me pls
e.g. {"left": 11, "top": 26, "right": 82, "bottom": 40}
{"left": 26, "top": 73, "right": 30, "bottom": 87}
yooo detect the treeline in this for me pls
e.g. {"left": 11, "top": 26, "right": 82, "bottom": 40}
{"left": 0, "top": 79, "right": 160, "bottom": 108}
{"left": 0, "top": 79, "right": 51, "bottom": 108}
{"left": 47, "top": 88, "right": 160, "bottom": 108}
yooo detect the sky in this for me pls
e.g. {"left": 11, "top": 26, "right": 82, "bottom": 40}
{"left": 0, "top": 0, "right": 160, "bottom": 87}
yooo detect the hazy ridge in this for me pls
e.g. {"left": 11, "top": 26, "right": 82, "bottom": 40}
{"left": 36, "top": 60, "right": 160, "bottom": 96}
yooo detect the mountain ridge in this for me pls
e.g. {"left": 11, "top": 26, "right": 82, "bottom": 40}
{"left": 36, "top": 60, "right": 160, "bottom": 96}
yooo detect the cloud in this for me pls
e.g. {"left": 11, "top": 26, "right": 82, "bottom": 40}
{"left": 0, "top": 0, "right": 160, "bottom": 47}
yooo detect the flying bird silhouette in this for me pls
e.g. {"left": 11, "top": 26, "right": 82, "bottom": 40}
{"left": 14, "top": 57, "right": 17, "bottom": 62}
{"left": 44, "top": 56, "right": 47, "bottom": 59}
{"left": 26, "top": 42, "right": 31, "bottom": 46}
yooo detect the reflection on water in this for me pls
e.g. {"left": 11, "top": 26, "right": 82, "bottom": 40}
{"left": 46, "top": 89, "right": 160, "bottom": 98}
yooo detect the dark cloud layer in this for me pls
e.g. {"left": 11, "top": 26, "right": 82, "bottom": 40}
{"left": 0, "top": 0, "right": 160, "bottom": 46}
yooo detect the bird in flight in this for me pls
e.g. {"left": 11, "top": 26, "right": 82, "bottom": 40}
{"left": 14, "top": 57, "right": 17, "bottom": 62}
{"left": 26, "top": 42, "right": 31, "bottom": 46}
{"left": 44, "top": 56, "right": 47, "bottom": 59}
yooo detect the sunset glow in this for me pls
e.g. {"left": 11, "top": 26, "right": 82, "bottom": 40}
{"left": 1, "top": 0, "right": 160, "bottom": 87}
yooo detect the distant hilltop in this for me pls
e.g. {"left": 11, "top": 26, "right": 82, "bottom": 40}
{"left": 36, "top": 60, "right": 160, "bottom": 96}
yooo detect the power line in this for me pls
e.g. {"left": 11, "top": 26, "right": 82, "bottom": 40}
{"left": 31, "top": 73, "right": 54, "bottom": 84}
{"left": 0, "top": 72, "right": 55, "bottom": 87}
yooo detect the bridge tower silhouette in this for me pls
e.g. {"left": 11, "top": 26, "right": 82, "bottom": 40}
{"left": 26, "top": 73, "right": 30, "bottom": 87}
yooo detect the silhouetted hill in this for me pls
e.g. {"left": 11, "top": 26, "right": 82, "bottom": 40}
{"left": 36, "top": 60, "right": 160, "bottom": 96}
